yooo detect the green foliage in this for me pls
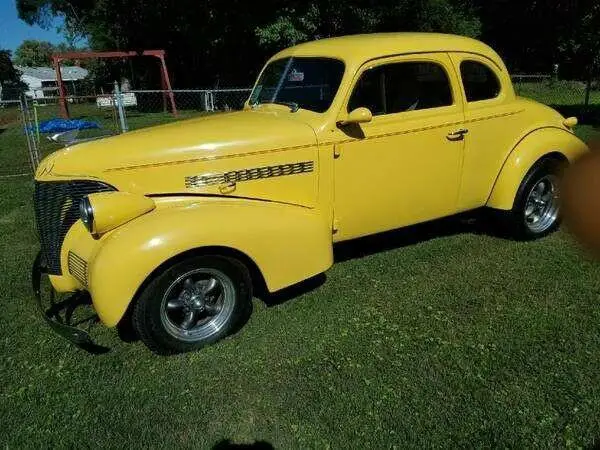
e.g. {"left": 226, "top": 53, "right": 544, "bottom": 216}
{"left": 256, "top": 0, "right": 481, "bottom": 49}
{"left": 0, "top": 49, "right": 26, "bottom": 100}
{"left": 15, "top": 0, "right": 481, "bottom": 87}
{"left": 0, "top": 49, "right": 20, "bottom": 83}
{"left": 14, "top": 39, "right": 55, "bottom": 66}
{"left": 13, "top": 40, "right": 89, "bottom": 68}
{"left": 12, "top": 0, "right": 600, "bottom": 84}
{"left": 555, "top": 1, "right": 600, "bottom": 77}
{"left": 475, "top": 0, "right": 600, "bottom": 77}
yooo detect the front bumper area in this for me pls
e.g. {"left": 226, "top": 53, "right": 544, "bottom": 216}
{"left": 32, "top": 252, "right": 109, "bottom": 354}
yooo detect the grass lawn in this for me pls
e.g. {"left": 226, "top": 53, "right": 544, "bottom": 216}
{"left": 1, "top": 105, "right": 600, "bottom": 447}
{"left": 514, "top": 80, "right": 600, "bottom": 106}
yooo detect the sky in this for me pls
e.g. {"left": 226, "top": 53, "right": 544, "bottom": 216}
{"left": 0, "top": 0, "right": 65, "bottom": 52}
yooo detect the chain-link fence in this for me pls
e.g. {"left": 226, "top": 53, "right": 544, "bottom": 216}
{"left": 0, "top": 97, "right": 40, "bottom": 178}
{"left": 0, "top": 88, "right": 252, "bottom": 177}
{"left": 512, "top": 74, "right": 600, "bottom": 106}
{"left": 121, "top": 88, "right": 251, "bottom": 131}
{"left": 15, "top": 94, "right": 123, "bottom": 174}
{"left": 3, "top": 77, "right": 600, "bottom": 179}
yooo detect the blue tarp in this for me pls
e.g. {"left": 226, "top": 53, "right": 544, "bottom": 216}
{"left": 37, "top": 118, "right": 100, "bottom": 134}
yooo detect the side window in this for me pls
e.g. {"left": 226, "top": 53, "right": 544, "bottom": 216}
{"left": 460, "top": 60, "right": 501, "bottom": 102}
{"left": 348, "top": 61, "right": 453, "bottom": 116}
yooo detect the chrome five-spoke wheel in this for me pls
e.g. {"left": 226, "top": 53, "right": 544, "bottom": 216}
{"left": 498, "top": 157, "right": 564, "bottom": 240}
{"left": 523, "top": 175, "right": 559, "bottom": 234}
{"left": 133, "top": 255, "right": 252, "bottom": 354}
{"left": 160, "top": 269, "right": 236, "bottom": 342}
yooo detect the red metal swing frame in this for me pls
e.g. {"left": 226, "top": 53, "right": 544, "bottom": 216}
{"left": 52, "top": 49, "right": 177, "bottom": 118}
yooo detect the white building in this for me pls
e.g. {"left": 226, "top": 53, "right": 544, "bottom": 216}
{"left": 17, "top": 66, "right": 89, "bottom": 99}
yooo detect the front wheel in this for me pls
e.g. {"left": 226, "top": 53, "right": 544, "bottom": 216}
{"left": 132, "top": 255, "right": 252, "bottom": 354}
{"left": 496, "top": 158, "right": 564, "bottom": 240}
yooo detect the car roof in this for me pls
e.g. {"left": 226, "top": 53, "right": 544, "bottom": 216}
{"left": 272, "top": 33, "right": 504, "bottom": 70}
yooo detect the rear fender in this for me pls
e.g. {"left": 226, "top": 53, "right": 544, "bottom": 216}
{"left": 78, "top": 199, "right": 333, "bottom": 327}
{"left": 487, "top": 127, "right": 588, "bottom": 210}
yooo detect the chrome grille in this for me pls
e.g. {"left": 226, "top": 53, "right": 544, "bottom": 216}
{"left": 34, "top": 180, "right": 115, "bottom": 275}
{"left": 68, "top": 251, "right": 88, "bottom": 286}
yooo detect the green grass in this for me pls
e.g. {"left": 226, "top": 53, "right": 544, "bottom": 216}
{"left": 515, "top": 80, "right": 600, "bottom": 106}
{"left": 572, "top": 125, "right": 599, "bottom": 143}
{"left": 1, "top": 120, "right": 600, "bottom": 447}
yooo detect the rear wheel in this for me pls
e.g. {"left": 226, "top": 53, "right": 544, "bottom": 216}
{"left": 496, "top": 158, "right": 564, "bottom": 240}
{"left": 133, "top": 255, "right": 252, "bottom": 354}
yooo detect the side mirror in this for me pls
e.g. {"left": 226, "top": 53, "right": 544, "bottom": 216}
{"left": 337, "top": 107, "right": 373, "bottom": 126}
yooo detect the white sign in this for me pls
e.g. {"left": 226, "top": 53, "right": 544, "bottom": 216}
{"left": 97, "top": 92, "right": 138, "bottom": 108}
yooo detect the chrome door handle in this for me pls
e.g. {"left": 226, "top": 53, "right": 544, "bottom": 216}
{"left": 447, "top": 129, "right": 469, "bottom": 141}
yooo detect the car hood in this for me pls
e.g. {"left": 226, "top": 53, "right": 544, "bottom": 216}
{"left": 39, "top": 110, "right": 317, "bottom": 178}
{"left": 36, "top": 109, "right": 321, "bottom": 207}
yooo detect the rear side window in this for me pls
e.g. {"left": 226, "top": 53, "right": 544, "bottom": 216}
{"left": 348, "top": 61, "right": 453, "bottom": 115}
{"left": 460, "top": 61, "right": 501, "bottom": 102}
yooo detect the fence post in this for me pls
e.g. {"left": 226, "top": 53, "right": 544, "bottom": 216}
{"left": 114, "top": 81, "right": 129, "bottom": 133}
{"left": 33, "top": 105, "right": 40, "bottom": 144}
{"left": 19, "top": 94, "right": 40, "bottom": 172}
{"left": 585, "top": 75, "right": 592, "bottom": 107}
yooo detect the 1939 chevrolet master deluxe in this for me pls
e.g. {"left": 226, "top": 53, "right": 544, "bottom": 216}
{"left": 33, "top": 33, "right": 588, "bottom": 353}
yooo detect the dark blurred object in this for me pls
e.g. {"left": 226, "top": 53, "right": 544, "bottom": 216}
{"left": 212, "top": 440, "right": 274, "bottom": 450}
{"left": 562, "top": 144, "right": 600, "bottom": 257}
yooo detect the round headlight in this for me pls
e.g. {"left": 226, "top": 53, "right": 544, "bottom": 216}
{"left": 79, "top": 197, "right": 94, "bottom": 233}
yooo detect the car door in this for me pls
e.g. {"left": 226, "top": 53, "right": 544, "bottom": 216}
{"left": 332, "top": 53, "right": 466, "bottom": 241}
{"left": 449, "top": 54, "right": 524, "bottom": 211}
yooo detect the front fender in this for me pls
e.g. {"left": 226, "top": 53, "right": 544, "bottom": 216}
{"left": 72, "top": 199, "right": 333, "bottom": 327}
{"left": 487, "top": 127, "right": 588, "bottom": 210}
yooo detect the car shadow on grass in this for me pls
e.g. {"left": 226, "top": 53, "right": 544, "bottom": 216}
{"left": 259, "top": 273, "right": 327, "bottom": 307}
{"left": 333, "top": 210, "right": 491, "bottom": 263}
{"left": 259, "top": 211, "right": 494, "bottom": 306}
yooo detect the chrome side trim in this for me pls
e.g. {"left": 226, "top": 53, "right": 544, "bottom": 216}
{"left": 185, "top": 161, "right": 315, "bottom": 188}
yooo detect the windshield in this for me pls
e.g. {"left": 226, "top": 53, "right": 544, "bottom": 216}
{"left": 249, "top": 57, "right": 345, "bottom": 113}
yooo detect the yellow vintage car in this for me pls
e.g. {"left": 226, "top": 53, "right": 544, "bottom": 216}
{"left": 33, "top": 33, "right": 588, "bottom": 353}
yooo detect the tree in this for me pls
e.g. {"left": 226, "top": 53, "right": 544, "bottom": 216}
{"left": 475, "top": 0, "right": 600, "bottom": 80}
{"left": 15, "top": 0, "right": 481, "bottom": 87}
{"left": 0, "top": 50, "right": 20, "bottom": 83}
{"left": 555, "top": 1, "right": 600, "bottom": 81}
{"left": 14, "top": 40, "right": 55, "bottom": 66}
{"left": 0, "top": 49, "right": 25, "bottom": 100}
{"left": 256, "top": 1, "right": 481, "bottom": 50}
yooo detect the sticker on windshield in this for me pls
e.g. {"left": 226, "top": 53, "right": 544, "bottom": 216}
{"left": 288, "top": 69, "right": 305, "bottom": 82}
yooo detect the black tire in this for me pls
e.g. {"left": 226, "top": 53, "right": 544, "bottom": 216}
{"left": 132, "top": 255, "right": 252, "bottom": 355}
{"left": 495, "top": 157, "right": 564, "bottom": 240}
